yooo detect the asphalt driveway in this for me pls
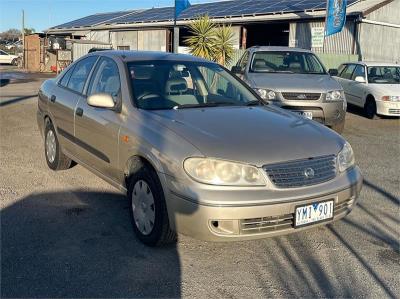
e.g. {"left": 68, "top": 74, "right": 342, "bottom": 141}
{"left": 1, "top": 74, "right": 399, "bottom": 298}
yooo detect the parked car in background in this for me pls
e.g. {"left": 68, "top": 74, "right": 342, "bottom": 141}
{"left": 5, "top": 40, "right": 22, "bottom": 50}
{"left": 232, "top": 46, "right": 347, "bottom": 133}
{"left": 333, "top": 62, "right": 400, "bottom": 119}
{"left": 0, "top": 49, "right": 19, "bottom": 65}
{"left": 37, "top": 51, "right": 362, "bottom": 246}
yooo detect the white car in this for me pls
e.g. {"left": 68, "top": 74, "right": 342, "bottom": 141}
{"left": 0, "top": 50, "right": 19, "bottom": 65}
{"left": 334, "top": 62, "right": 400, "bottom": 118}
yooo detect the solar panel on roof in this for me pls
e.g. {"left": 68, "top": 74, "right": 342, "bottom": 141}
{"left": 51, "top": 0, "right": 358, "bottom": 29}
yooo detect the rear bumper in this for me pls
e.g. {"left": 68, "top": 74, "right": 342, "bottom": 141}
{"left": 164, "top": 166, "right": 363, "bottom": 241}
{"left": 376, "top": 100, "right": 400, "bottom": 116}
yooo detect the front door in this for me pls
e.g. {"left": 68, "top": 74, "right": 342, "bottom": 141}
{"left": 74, "top": 56, "right": 123, "bottom": 183}
{"left": 49, "top": 56, "right": 98, "bottom": 155}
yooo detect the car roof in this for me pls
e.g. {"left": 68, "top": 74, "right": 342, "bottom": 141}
{"left": 91, "top": 50, "right": 212, "bottom": 64}
{"left": 341, "top": 61, "right": 399, "bottom": 67}
{"left": 248, "top": 46, "right": 313, "bottom": 53}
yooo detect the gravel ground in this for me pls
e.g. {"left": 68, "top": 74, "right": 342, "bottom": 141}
{"left": 1, "top": 71, "right": 399, "bottom": 298}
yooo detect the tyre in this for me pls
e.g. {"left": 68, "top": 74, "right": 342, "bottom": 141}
{"left": 364, "top": 97, "right": 379, "bottom": 119}
{"left": 127, "top": 162, "right": 176, "bottom": 246}
{"left": 331, "top": 120, "right": 345, "bottom": 134}
{"left": 11, "top": 59, "right": 18, "bottom": 66}
{"left": 44, "top": 120, "right": 73, "bottom": 170}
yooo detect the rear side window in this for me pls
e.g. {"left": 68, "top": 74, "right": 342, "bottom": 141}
{"left": 67, "top": 56, "right": 98, "bottom": 93}
{"left": 59, "top": 66, "right": 74, "bottom": 87}
{"left": 340, "top": 64, "right": 356, "bottom": 80}
{"left": 87, "top": 57, "right": 121, "bottom": 100}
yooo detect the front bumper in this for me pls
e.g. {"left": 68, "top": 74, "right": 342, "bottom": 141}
{"left": 163, "top": 166, "right": 362, "bottom": 241}
{"left": 376, "top": 100, "right": 400, "bottom": 116}
{"left": 270, "top": 99, "right": 346, "bottom": 127}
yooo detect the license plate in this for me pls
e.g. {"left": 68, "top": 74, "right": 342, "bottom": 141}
{"left": 293, "top": 111, "right": 313, "bottom": 119}
{"left": 295, "top": 200, "right": 334, "bottom": 228}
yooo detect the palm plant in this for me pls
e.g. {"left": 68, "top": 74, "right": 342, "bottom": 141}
{"left": 213, "top": 25, "right": 235, "bottom": 66}
{"left": 184, "top": 15, "right": 216, "bottom": 61}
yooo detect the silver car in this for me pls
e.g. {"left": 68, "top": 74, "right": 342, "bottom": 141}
{"left": 37, "top": 51, "right": 362, "bottom": 246}
{"left": 232, "top": 46, "right": 347, "bottom": 133}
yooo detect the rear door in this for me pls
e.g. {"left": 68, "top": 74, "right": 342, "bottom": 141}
{"left": 74, "top": 56, "right": 123, "bottom": 183}
{"left": 337, "top": 64, "right": 357, "bottom": 105}
{"left": 0, "top": 50, "right": 11, "bottom": 64}
{"left": 349, "top": 64, "right": 367, "bottom": 106}
{"left": 49, "top": 56, "right": 98, "bottom": 156}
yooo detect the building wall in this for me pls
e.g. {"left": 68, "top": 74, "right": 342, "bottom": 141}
{"left": 359, "top": 0, "right": 400, "bottom": 62}
{"left": 289, "top": 20, "right": 356, "bottom": 54}
{"left": 24, "top": 34, "right": 41, "bottom": 72}
{"left": 109, "top": 29, "right": 167, "bottom": 51}
{"left": 366, "top": 0, "right": 400, "bottom": 24}
{"left": 87, "top": 30, "right": 110, "bottom": 44}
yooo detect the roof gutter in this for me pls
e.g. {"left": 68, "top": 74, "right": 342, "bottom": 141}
{"left": 358, "top": 18, "right": 400, "bottom": 29}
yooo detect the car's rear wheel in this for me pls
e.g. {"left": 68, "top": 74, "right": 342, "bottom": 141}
{"left": 364, "top": 97, "right": 379, "bottom": 119}
{"left": 127, "top": 162, "right": 176, "bottom": 246}
{"left": 44, "top": 120, "right": 73, "bottom": 170}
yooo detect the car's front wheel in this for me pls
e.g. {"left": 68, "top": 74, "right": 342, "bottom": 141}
{"left": 11, "top": 59, "right": 18, "bottom": 66}
{"left": 127, "top": 162, "right": 176, "bottom": 246}
{"left": 44, "top": 120, "right": 73, "bottom": 170}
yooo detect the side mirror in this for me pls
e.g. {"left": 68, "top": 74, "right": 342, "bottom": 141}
{"left": 87, "top": 93, "right": 115, "bottom": 108}
{"left": 328, "top": 68, "right": 339, "bottom": 76}
{"left": 231, "top": 66, "right": 243, "bottom": 74}
{"left": 354, "top": 76, "right": 366, "bottom": 83}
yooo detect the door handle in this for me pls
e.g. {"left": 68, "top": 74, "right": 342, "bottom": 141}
{"left": 50, "top": 95, "right": 56, "bottom": 102}
{"left": 76, "top": 107, "right": 83, "bottom": 117}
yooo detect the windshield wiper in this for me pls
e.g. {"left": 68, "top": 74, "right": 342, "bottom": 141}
{"left": 245, "top": 100, "right": 266, "bottom": 106}
{"left": 173, "top": 102, "right": 236, "bottom": 109}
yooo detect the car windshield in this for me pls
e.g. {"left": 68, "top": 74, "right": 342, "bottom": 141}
{"left": 250, "top": 51, "right": 326, "bottom": 74}
{"left": 127, "top": 61, "right": 261, "bottom": 110}
{"left": 367, "top": 66, "right": 400, "bottom": 84}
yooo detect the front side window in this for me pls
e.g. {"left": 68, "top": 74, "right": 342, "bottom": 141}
{"left": 0, "top": 50, "right": 7, "bottom": 55}
{"left": 87, "top": 57, "right": 121, "bottom": 100}
{"left": 127, "top": 61, "right": 259, "bottom": 110}
{"left": 237, "top": 51, "right": 249, "bottom": 71}
{"left": 250, "top": 51, "right": 326, "bottom": 74}
{"left": 367, "top": 66, "right": 400, "bottom": 84}
{"left": 67, "top": 56, "right": 98, "bottom": 93}
{"left": 340, "top": 64, "right": 356, "bottom": 80}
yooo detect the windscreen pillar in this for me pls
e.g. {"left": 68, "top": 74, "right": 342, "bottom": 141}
{"left": 173, "top": 27, "right": 179, "bottom": 53}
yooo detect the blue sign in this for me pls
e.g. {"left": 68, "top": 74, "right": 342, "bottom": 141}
{"left": 325, "top": 0, "right": 347, "bottom": 36}
{"left": 175, "top": 0, "right": 191, "bottom": 18}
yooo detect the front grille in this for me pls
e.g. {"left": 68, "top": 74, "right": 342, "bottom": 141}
{"left": 239, "top": 197, "right": 353, "bottom": 235}
{"left": 263, "top": 155, "right": 337, "bottom": 188}
{"left": 389, "top": 109, "right": 400, "bottom": 114}
{"left": 240, "top": 214, "right": 294, "bottom": 234}
{"left": 282, "top": 92, "right": 321, "bottom": 101}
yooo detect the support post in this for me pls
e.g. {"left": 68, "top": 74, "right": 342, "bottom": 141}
{"left": 22, "top": 9, "right": 25, "bottom": 68}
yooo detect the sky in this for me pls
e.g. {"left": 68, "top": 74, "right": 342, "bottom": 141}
{"left": 0, "top": 0, "right": 222, "bottom": 32}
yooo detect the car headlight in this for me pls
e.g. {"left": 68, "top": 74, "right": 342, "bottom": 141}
{"left": 326, "top": 90, "right": 344, "bottom": 101}
{"left": 337, "top": 142, "right": 355, "bottom": 172}
{"left": 255, "top": 88, "right": 277, "bottom": 100}
{"left": 183, "top": 158, "right": 266, "bottom": 186}
{"left": 382, "top": 95, "right": 400, "bottom": 101}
